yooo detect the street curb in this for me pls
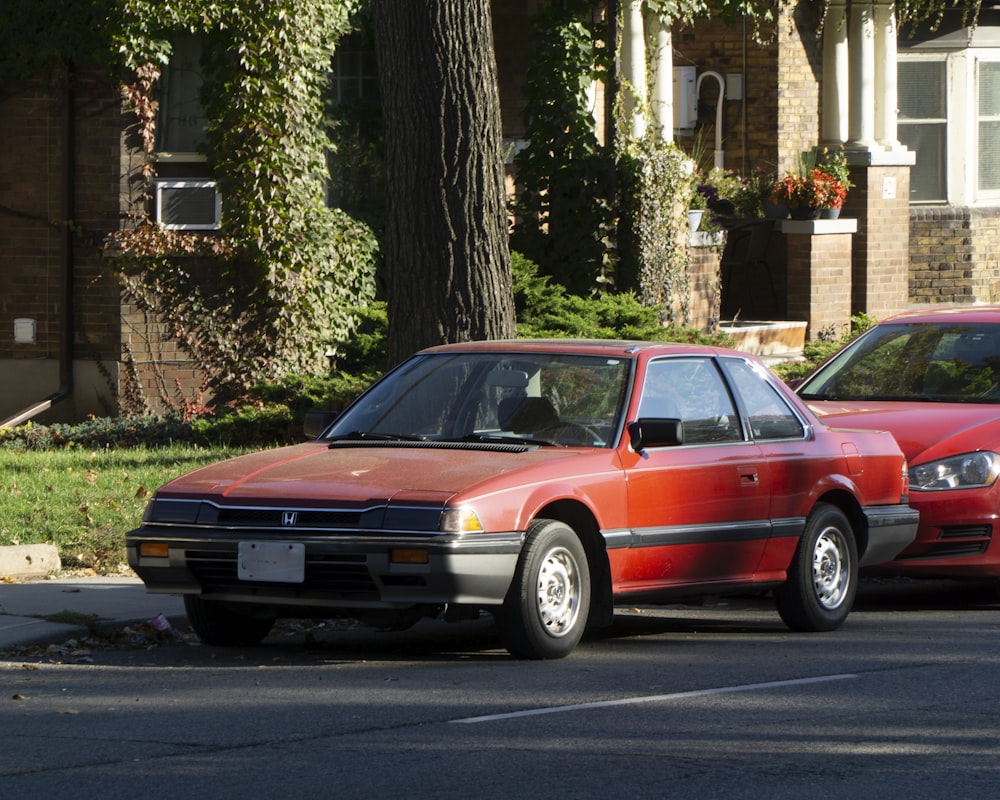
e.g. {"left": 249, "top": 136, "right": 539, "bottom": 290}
{"left": 0, "top": 544, "right": 62, "bottom": 579}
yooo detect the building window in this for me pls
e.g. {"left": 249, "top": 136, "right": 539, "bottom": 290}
{"left": 979, "top": 60, "right": 1000, "bottom": 193}
{"left": 156, "top": 34, "right": 208, "bottom": 156}
{"left": 331, "top": 34, "right": 379, "bottom": 104}
{"left": 898, "top": 59, "right": 947, "bottom": 203}
{"left": 900, "top": 22, "right": 1000, "bottom": 206}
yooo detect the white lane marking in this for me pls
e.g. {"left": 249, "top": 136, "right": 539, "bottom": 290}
{"left": 450, "top": 673, "right": 859, "bottom": 724}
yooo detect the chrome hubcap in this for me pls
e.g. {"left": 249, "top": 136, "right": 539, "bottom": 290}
{"left": 813, "top": 527, "right": 850, "bottom": 609}
{"left": 535, "top": 546, "right": 581, "bottom": 637}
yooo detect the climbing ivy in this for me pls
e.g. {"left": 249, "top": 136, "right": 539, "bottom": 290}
{"left": 2, "top": 0, "right": 379, "bottom": 400}
{"left": 510, "top": 0, "right": 617, "bottom": 296}
{"left": 618, "top": 135, "right": 694, "bottom": 323}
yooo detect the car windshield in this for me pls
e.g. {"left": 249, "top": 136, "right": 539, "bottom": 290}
{"left": 325, "top": 351, "right": 633, "bottom": 447}
{"left": 799, "top": 322, "right": 1000, "bottom": 403}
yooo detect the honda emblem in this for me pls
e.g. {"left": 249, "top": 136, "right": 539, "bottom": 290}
{"left": 281, "top": 511, "right": 298, "bottom": 527}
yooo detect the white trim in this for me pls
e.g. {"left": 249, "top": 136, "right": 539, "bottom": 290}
{"left": 154, "top": 180, "right": 222, "bottom": 231}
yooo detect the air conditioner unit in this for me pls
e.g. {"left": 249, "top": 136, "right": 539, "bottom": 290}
{"left": 154, "top": 180, "right": 221, "bottom": 230}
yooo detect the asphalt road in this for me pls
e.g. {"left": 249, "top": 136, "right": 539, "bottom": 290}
{"left": 3, "top": 578, "right": 1000, "bottom": 799}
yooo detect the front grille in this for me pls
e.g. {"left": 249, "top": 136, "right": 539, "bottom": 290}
{"left": 185, "top": 549, "right": 378, "bottom": 598}
{"left": 214, "top": 508, "right": 363, "bottom": 528}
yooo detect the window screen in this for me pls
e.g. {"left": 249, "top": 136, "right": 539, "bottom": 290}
{"left": 979, "top": 62, "right": 1000, "bottom": 193}
{"left": 898, "top": 60, "right": 947, "bottom": 202}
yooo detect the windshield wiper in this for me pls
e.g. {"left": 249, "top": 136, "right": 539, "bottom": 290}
{"left": 326, "top": 431, "right": 427, "bottom": 444}
{"left": 448, "top": 433, "right": 555, "bottom": 447}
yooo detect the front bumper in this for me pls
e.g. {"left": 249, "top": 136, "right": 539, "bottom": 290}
{"left": 126, "top": 525, "right": 523, "bottom": 609}
{"left": 860, "top": 504, "right": 920, "bottom": 567}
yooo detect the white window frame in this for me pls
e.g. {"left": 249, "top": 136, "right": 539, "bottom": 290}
{"left": 975, "top": 57, "right": 1000, "bottom": 200}
{"left": 900, "top": 28, "right": 1000, "bottom": 207}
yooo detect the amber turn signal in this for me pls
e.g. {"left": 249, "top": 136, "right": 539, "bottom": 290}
{"left": 139, "top": 542, "right": 170, "bottom": 558}
{"left": 390, "top": 548, "right": 429, "bottom": 565}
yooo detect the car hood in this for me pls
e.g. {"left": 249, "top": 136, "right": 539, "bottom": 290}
{"left": 806, "top": 400, "right": 1000, "bottom": 464}
{"left": 156, "top": 441, "right": 593, "bottom": 507}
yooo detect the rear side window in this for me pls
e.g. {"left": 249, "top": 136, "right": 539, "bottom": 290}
{"left": 722, "top": 358, "right": 805, "bottom": 440}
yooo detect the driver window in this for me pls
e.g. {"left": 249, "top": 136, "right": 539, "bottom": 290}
{"left": 639, "top": 358, "right": 741, "bottom": 444}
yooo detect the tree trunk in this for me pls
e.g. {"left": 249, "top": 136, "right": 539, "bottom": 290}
{"left": 372, "top": 0, "right": 515, "bottom": 367}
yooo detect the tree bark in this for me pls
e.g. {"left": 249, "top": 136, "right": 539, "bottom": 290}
{"left": 372, "top": 0, "right": 515, "bottom": 367}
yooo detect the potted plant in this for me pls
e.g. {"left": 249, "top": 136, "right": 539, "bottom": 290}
{"left": 689, "top": 176, "right": 707, "bottom": 232}
{"left": 770, "top": 167, "right": 847, "bottom": 220}
{"left": 816, "top": 147, "right": 852, "bottom": 218}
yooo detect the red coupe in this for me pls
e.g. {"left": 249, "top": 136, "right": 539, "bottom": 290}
{"left": 798, "top": 306, "right": 1000, "bottom": 579}
{"left": 128, "top": 340, "right": 916, "bottom": 658}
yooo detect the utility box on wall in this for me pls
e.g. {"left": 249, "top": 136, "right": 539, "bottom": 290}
{"left": 13, "top": 318, "right": 36, "bottom": 344}
{"left": 673, "top": 66, "right": 697, "bottom": 133}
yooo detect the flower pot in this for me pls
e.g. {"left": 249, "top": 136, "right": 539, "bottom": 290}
{"left": 762, "top": 198, "right": 788, "bottom": 220}
{"left": 820, "top": 206, "right": 841, "bottom": 220}
{"left": 789, "top": 206, "right": 821, "bottom": 221}
{"left": 688, "top": 209, "right": 704, "bottom": 232}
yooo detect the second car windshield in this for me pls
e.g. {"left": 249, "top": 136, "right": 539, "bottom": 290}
{"left": 799, "top": 322, "right": 1000, "bottom": 403}
{"left": 325, "top": 351, "right": 632, "bottom": 447}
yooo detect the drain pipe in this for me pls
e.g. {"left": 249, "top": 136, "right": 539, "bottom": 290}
{"left": 0, "top": 65, "right": 75, "bottom": 428}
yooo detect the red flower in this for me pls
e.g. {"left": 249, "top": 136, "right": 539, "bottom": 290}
{"left": 770, "top": 169, "right": 846, "bottom": 210}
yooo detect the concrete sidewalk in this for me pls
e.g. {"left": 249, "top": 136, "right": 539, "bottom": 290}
{"left": 0, "top": 576, "right": 185, "bottom": 649}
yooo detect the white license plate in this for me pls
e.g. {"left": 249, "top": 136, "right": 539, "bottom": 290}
{"left": 237, "top": 541, "right": 305, "bottom": 583}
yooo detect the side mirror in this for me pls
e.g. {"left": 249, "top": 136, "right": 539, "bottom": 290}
{"left": 303, "top": 410, "right": 339, "bottom": 439}
{"left": 628, "top": 418, "right": 684, "bottom": 451}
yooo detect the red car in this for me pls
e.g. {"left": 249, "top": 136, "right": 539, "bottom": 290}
{"left": 128, "top": 340, "right": 916, "bottom": 658}
{"left": 798, "top": 306, "right": 1000, "bottom": 579}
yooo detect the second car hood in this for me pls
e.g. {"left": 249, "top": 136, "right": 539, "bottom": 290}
{"left": 806, "top": 400, "right": 1000, "bottom": 463}
{"left": 156, "top": 441, "right": 592, "bottom": 506}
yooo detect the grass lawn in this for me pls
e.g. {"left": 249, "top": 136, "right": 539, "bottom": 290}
{"left": 0, "top": 445, "right": 254, "bottom": 575}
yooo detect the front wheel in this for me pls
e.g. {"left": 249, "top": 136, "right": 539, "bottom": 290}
{"left": 494, "top": 519, "right": 591, "bottom": 659}
{"left": 774, "top": 504, "right": 858, "bottom": 632}
{"left": 184, "top": 596, "right": 275, "bottom": 646}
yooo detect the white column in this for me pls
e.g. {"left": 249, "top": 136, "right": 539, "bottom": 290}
{"left": 822, "top": 0, "right": 849, "bottom": 143}
{"left": 848, "top": 0, "right": 876, "bottom": 148}
{"left": 874, "top": 0, "right": 899, "bottom": 147}
{"left": 621, "top": 0, "right": 647, "bottom": 140}
{"left": 650, "top": 16, "right": 674, "bottom": 142}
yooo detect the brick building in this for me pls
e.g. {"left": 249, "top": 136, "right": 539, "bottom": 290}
{"left": 1, "top": 2, "right": 996, "bottom": 424}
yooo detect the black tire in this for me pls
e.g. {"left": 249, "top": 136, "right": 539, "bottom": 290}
{"left": 184, "top": 596, "right": 275, "bottom": 646}
{"left": 495, "top": 519, "right": 591, "bottom": 659}
{"left": 774, "top": 503, "right": 858, "bottom": 632}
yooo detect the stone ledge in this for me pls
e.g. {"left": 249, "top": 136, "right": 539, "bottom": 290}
{"left": 779, "top": 218, "right": 858, "bottom": 235}
{"left": 0, "top": 544, "right": 61, "bottom": 579}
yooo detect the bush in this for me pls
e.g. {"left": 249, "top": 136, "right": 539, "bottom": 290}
{"left": 513, "top": 252, "right": 732, "bottom": 346}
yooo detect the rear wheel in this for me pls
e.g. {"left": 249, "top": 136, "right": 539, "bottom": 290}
{"left": 774, "top": 503, "right": 858, "bottom": 632}
{"left": 184, "top": 596, "right": 275, "bottom": 646}
{"left": 495, "top": 519, "right": 590, "bottom": 659}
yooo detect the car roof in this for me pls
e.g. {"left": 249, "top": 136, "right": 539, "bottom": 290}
{"left": 417, "top": 338, "right": 743, "bottom": 359}
{"left": 877, "top": 305, "right": 1000, "bottom": 325}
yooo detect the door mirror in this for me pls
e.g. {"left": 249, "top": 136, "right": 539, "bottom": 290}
{"left": 628, "top": 418, "right": 684, "bottom": 451}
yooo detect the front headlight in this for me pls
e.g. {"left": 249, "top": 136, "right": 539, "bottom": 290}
{"left": 144, "top": 498, "right": 202, "bottom": 523}
{"left": 439, "top": 507, "right": 484, "bottom": 532}
{"left": 910, "top": 452, "right": 1000, "bottom": 491}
